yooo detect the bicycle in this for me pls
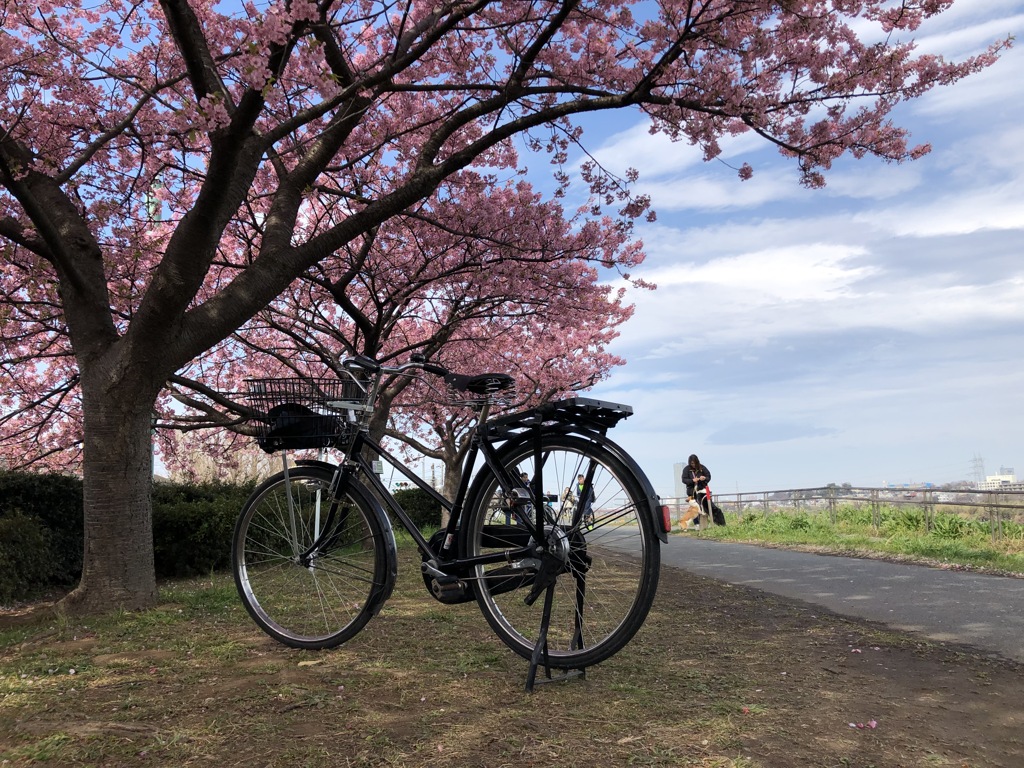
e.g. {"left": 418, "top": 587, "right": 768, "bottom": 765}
{"left": 233, "top": 354, "right": 670, "bottom": 689}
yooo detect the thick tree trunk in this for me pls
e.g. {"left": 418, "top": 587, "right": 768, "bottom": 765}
{"left": 440, "top": 459, "right": 461, "bottom": 528}
{"left": 60, "top": 382, "right": 159, "bottom": 614}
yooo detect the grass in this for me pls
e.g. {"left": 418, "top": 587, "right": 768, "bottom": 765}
{"left": 3, "top": 525, "right": 1024, "bottom": 766}
{"left": 692, "top": 503, "right": 1024, "bottom": 576}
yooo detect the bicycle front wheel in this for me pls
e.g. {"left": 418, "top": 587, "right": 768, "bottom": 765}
{"left": 232, "top": 465, "right": 392, "bottom": 649}
{"left": 461, "top": 434, "right": 660, "bottom": 668}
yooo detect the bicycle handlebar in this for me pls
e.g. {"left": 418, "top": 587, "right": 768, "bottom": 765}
{"left": 409, "top": 353, "right": 450, "bottom": 377}
{"left": 340, "top": 354, "right": 514, "bottom": 397}
{"left": 341, "top": 354, "right": 381, "bottom": 374}
{"left": 341, "top": 353, "right": 450, "bottom": 378}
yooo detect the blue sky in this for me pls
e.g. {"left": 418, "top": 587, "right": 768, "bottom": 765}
{"left": 569, "top": 1, "right": 1024, "bottom": 498}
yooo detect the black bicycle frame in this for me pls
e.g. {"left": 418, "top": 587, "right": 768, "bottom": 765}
{"left": 289, "top": 394, "right": 660, "bottom": 583}
{"left": 330, "top": 424, "right": 541, "bottom": 576}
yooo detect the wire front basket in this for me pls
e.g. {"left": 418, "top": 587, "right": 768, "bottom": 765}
{"left": 245, "top": 376, "right": 373, "bottom": 454}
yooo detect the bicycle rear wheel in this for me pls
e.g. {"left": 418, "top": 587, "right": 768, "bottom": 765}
{"left": 232, "top": 465, "right": 392, "bottom": 649}
{"left": 461, "top": 434, "right": 660, "bottom": 668}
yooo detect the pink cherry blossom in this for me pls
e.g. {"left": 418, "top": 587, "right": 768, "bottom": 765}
{"left": 0, "top": 0, "right": 1006, "bottom": 613}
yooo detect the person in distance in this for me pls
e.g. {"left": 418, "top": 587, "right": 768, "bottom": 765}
{"left": 681, "top": 453, "right": 726, "bottom": 526}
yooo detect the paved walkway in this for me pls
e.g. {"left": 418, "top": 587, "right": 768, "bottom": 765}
{"left": 660, "top": 536, "right": 1024, "bottom": 664}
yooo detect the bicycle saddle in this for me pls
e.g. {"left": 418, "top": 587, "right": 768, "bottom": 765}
{"left": 444, "top": 372, "right": 515, "bottom": 395}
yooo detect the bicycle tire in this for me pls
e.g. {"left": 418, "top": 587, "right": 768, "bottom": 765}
{"left": 460, "top": 433, "right": 660, "bottom": 667}
{"left": 232, "top": 465, "right": 393, "bottom": 649}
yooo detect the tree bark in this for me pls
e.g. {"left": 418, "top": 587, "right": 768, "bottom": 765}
{"left": 60, "top": 376, "right": 159, "bottom": 613}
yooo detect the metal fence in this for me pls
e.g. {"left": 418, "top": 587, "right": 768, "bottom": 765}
{"left": 662, "top": 486, "right": 1024, "bottom": 540}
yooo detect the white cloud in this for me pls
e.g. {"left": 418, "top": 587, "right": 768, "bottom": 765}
{"left": 571, "top": 1, "right": 1024, "bottom": 496}
{"left": 913, "top": 13, "right": 1022, "bottom": 57}
{"left": 587, "top": 119, "right": 772, "bottom": 182}
{"left": 647, "top": 244, "right": 875, "bottom": 299}
{"left": 914, "top": 43, "right": 1024, "bottom": 118}
{"left": 584, "top": 122, "right": 703, "bottom": 179}
{"left": 848, "top": 1, "right": 1022, "bottom": 53}
{"left": 822, "top": 163, "right": 925, "bottom": 200}
{"left": 620, "top": 214, "right": 1024, "bottom": 353}
{"left": 854, "top": 181, "right": 1024, "bottom": 237}
{"left": 634, "top": 168, "right": 802, "bottom": 211}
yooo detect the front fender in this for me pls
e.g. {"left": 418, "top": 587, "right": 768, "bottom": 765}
{"left": 294, "top": 459, "right": 398, "bottom": 614}
{"left": 592, "top": 433, "right": 670, "bottom": 543}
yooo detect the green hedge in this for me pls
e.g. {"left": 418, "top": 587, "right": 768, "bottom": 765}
{"left": 0, "top": 472, "right": 84, "bottom": 603}
{"left": 0, "top": 513, "right": 59, "bottom": 604}
{"left": 0, "top": 471, "right": 254, "bottom": 604}
{"left": 391, "top": 487, "right": 443, "bottom": 531}
{"left": 151, "top": 481, "right": 254, "bottom": 578}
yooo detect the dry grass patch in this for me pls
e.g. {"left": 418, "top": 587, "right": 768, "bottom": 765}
{"left": 2, "top": 547, "right": 1023, "bottom": 767}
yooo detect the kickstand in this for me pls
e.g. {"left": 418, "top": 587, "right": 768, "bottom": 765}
{"left": 524, "top": 581, "right": 586, "bottom": 692}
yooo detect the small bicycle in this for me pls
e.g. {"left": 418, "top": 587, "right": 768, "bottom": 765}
{"left": 233, "top": 355, "right": 669, "bottom": 688}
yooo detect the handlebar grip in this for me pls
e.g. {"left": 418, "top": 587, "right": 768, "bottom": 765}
{"left": 410, "top": 354, "right": 450, "bottom": 377}
{"left": 343, "top": 354, "right": 380, "bottom": 373}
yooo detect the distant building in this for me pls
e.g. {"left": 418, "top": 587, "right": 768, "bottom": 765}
{"left": 978, "top": 471, "right": 1019, "bottom": 491}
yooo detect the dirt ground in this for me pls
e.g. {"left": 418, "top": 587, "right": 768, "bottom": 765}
{"left": 2, "top": 554, "right": 1024, "bottom": 767}
{"left": 659, "top": 566, "right": 1024, "bottom": 767}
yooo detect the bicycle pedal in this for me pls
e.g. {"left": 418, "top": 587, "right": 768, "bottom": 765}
{"left": 430, "top": 578, "right": 470, "bottom": 604}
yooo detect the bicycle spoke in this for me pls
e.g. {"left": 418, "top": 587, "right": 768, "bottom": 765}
{"left": 463, "top": 434, "right": 659, "bottom": 668}
{"left": 233, "top": 467, "right": 388, "bottom": 649}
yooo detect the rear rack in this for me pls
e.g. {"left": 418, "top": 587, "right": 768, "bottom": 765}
{"left": 483, "top": 397, "right": 633, "bottom": 440}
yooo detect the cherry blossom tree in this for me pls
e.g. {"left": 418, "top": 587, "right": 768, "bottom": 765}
{"left": 0, "top": 0, "right": 1004, "bottom": 613}
{"left": 385, "top": 311, "right": 630, "bottom": 510}
{"left": 159, "top": 175, "right": 638, "bottom": 500}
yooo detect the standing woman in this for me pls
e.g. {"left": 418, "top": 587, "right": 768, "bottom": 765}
{"left": 681, "top": 454, "right": 726, "bottom": 526}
